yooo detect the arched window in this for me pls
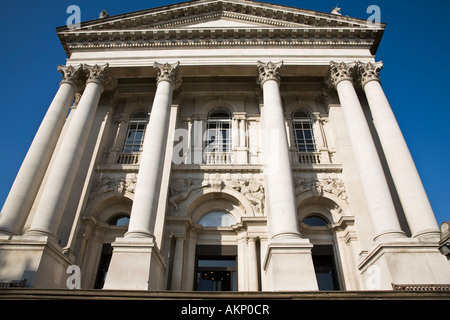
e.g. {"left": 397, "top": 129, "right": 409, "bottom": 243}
{"left": 292, "top": 110, "right": 316, "bottom": 153}
{"left": 108, "top": 214, "right": 130, "bottom": 226}
{"left": 301, "top": 214, "right": 340, "bottom": 290}
{"left": 205, "top": 109, "right": 232, "bottom": 154}
{"left": 199, "top": 211, "right": 236, "bottom": 227}
{"left": 303, "top": 215, "right": 329, "bottom": 227}
{"left": 122, "top": 112, "right": 149, "bottom": 153}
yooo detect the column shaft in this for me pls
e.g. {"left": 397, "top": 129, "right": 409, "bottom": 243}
{"left": 0, "top": 65, "right": 83, "bottom": 236}
{"left": 171, "top": 236, "right": 185, "bottom": 290}
{"left": 247, "top": 237, "right": 259, "bottom": 291}
{"left": 359, "top": 62, "right": 439, "bottom": 238}
{"left": 25, "top": 64, "right": 108, "bottom": 240}
{"left": 257, "top": 61, "right": 301, "bottom": 240}
{"left": 330, "top": 62, "right": 405, "bottom": 241}
{"left": 126, "top": 62, "right": 180, "bottom": 239}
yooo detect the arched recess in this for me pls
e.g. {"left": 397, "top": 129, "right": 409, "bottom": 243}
{"left": 166, "top": 184, "right": 259, "bottom": 291}
{"left": 75, "top": 192, "right": 133, "bottom": 289}
{"left": 296, "top": 191, "right": 359, "bottom": 290}
{"left": 176, "top": 185, "right": 257, "bottom": 221}
{"left": 200, "top": 99, "right": 239, "bottom": 116}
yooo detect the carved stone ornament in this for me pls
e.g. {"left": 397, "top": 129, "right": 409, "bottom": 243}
{"left": 154, "top": 61, "right": 182, "bottom": 88}
{"left": 294, "top": 175, "right": 348, "bottom": 203}
{"left": 89, "top": 175, "right": 137, "bottom": 200}
{"left": 256, "top": 61, "right": 283, "bottom": 87}
{"left": 231, "top": 180, "right": 265, "bottom": 215}
{"left": 358, "top": 61, "right": 383, "bottom": 87}
{"left": 83, "top": 63, "right": 111, "bottom": 87}
{"left": 329, "top": 61, "right": 357, "bottom": 87}
{"left": 168, "top": 179, "right": 208, "bottom": 215}
{"left": 57, "top": 64, "right": 85, "bottom": 88}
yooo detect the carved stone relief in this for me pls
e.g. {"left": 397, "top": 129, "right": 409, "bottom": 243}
{"left": 294, "top": 175, "right": 348, "bottom": 203}
{"left": 89, "top": 174, "right": 137, "bottom": 200}
{"left": 167, "top": 177, "right": 265, "bottom": 216}
{"left": 231, "top": 180, "right": 265, "bottom": 215}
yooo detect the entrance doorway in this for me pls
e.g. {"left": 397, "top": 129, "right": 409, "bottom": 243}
{"left": 195, "top": 245, "right": 237, "bottom": 291}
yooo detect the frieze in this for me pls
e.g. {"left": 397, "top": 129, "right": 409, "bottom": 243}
{"left": 231, "top": 180, "right": 265, "bottom": 215}
{"left": 167, "top": 177, "right": 265, "bottom": 216}
{"left": 294, "top": 175, "right": 348, "bottom": 203}
{"left": 88, "top": 174, "right": 137, "bottom": 200}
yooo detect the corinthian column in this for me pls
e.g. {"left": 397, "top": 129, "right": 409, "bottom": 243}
{"left": 0, "top": 65, "right": 84, "bottom": 236}
{"left": 257, "top": 61, "right": 301, "bottom": 240}
{"left": 103, "top": 62, "right": 180, "bottom": 291}
{"left": 257, "top": 61, "right": 317, "bottom": 291}
{"left": 358, "top": 62, "right": 440, "bottom": 239}
{"left": 125, "top": 62, "right": 181, "bottom": 239}
{"left": 329, "top": 61, "right": 405, "bottom": 241}
{"left": 25, "top": 64, "right": 110, "bottom": 241}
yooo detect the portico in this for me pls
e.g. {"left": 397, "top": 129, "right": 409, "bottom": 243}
{"left": 0, "top": 0, "right": 448, "bottom": 291}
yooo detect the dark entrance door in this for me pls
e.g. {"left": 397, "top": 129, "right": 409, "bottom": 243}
{"left": 195, "top": 245, "right": 237, "bottom": 291}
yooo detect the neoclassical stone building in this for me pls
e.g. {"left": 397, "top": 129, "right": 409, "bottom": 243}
{"left": 0, "top": 0, "right": 449, "bottom": 291}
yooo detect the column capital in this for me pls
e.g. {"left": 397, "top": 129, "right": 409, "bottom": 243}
{"left": 329, "top": 61, "right": 357, "bottom": 87}
{"left": 57, "top": 64, "right": 85, "bottom": 88}
{"left": 83, "top": 63, "right": 111, "bottom": 88}
{"left": 358, "top": 61, "right": 384, "bottom": 87}
{"left": 256, "top": 61, "right": 283, "bottom": 87}
{"left": 154, "top": 61, "right": 182, "bottom": 88}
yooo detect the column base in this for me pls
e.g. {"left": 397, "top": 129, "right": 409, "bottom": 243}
{"left": 358, "top": 237, "right": 450, "bottom": 290}
{"left": 0, "top": 235, "right": 72, "bottom": 288}
{"left": 263, "top": 238, "right": 318, "bottom": 291}
{"left": 103, "top": 237, "right": 166, "bottom": 290}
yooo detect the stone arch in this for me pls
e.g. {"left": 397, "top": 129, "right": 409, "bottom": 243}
{"left": 122, "top": 100, "right": 151, "bottom": 115}
{"left": 177, "top": 186, "right": 257, "bottom": 224}
{"left": 285, "top": 99, "right": 317, "bottom": 116}
{"left": 84, "top": 191, "right": 134, "bottom": 224}
{"left": 296, "top": 190, "right": 351, "bottom": 224}
{"left": 201, "top": 99, "right": 239, "bottom": 115}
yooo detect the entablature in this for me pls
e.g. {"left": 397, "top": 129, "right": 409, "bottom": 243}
{"left": 57, "top": 0, "right": 384, "bottom": 57}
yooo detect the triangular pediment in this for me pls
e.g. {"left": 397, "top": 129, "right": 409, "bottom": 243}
{"left": 58, "top": 0, "right": 385, "bottom": 55}
{"left": 61, "top": 0, "right": 373, "bottom": 32}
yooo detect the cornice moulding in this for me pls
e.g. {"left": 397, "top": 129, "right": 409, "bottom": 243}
{"left": 57, "top": 0, "right": 384, "bottom": 56}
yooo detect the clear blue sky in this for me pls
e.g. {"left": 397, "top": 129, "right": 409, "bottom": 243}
{"left": 0, "top": 0, "right": 449, "bottom": 227}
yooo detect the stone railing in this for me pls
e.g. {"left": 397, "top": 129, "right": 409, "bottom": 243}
{"left": 392, "top": 283, "right": 450, "bottom": 291}
{"left": 0, "top": 279, "right": 27, "bottom": 288}
{"left": 116, "top": 153, "right": 140, "bottom": 165}
{"left": 297, "top": 152, "right": 321, "bottom": 164}
{"left": 204, "top": 152, "right": 234, "bottom": 165}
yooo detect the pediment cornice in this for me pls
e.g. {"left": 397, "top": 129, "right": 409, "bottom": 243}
{"left": 57, "top": 0, "right": 384, "bottom": 56}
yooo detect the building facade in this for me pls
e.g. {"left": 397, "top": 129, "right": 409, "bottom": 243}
{"left": 0, "top": 0, "right": 449, "bottom": 291}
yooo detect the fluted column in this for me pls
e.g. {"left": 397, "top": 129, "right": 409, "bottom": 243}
{"left": 358, "top": 62, "right": 440, "bottom": 239}
{"left": 257, "top": 61, "right": 301, "bottom": 240}
{"left": 25, "top": 64, "right": 110, "bottom": 240}
{"left": 125, "top": 62, "right": 181, "bottom": 239}
{"left": 0, "top": 65, "right": 84, "bottom": 236}
{"left": 329, "top": 61, "right": 405, "bottom": 241}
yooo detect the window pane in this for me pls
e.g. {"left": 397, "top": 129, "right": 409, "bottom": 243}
{"left": 197, "top": 259, "right": 236, "bottom": 268}
{"left": 199, "top": 211, "right": 236, "bottom": 226}
{"left": 303, "top": 216, "right": 328, "bottom": 226}
{"left": 292, "top": 110, "right": 317, "bottom": 153}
